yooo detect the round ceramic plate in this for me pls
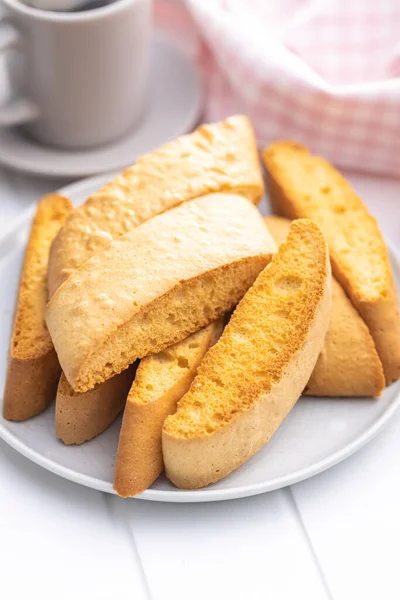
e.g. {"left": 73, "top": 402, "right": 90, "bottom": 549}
{"left": 0, "top": 34, "right": 202, "bottom": 178}
{"left": 0, "top": 174, "right": 399, "bottom": 502}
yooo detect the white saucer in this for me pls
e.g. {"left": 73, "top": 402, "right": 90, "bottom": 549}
{"left": 0, "top": 173, "right": 399, "bottom": 503}
{"left": 0, "top": 34, "right": 202, "bottom": 178}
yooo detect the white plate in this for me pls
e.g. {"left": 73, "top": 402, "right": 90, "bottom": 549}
{"left": 0, "top": 34, "right": 202, "bottom": 178}
{"left": 1, "top": 174, "right": 399, "bottom": 502}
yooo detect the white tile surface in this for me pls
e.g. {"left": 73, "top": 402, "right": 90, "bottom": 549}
{"left": 291, "top": 409, "right": 400, "bottom": 600}
{"left": 115, "top": 490, "right": 330, "bottom": 600}
{"left": 0, "top": 439, "right": 149, "bottom": 600}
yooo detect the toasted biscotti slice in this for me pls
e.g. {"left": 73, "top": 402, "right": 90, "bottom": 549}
{"left": 162, "top": 219, "right": 331, "bottom": 489}
{"left": 263, "top": 142, "right": 400, "bottom": 384}
{"left": 48, "top": 115, "right": 263, "bottom": 297}
{"left": 265, "top": 216, "right": 385, "bottom": 397}
{"left": 56, "top": 364, "right": 137, "bottom": 445}
{"left": 114, "top": 321, "right": 223, "bottom": 497}
{"left": 3, "top": 194, "right": 72, "bottom": 421}
{"left": 46, "top": 193, "right": 276, "bottom": 393}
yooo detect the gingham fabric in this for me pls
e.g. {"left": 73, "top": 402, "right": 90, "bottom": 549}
{"left": 156, "top": 0, "right": 400, "bottom": 177}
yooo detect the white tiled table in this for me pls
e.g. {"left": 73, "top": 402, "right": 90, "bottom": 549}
{"left": 0, "top": 166, "right": 399, "bottom": 600}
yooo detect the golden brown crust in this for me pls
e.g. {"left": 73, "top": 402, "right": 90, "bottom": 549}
{"left": 3, "top": 350, "right": 61, "bottom": 421}
{"left": 263, "top": 142, "right": 400, "bottom": 384}
{"left": 114, "top": 322, "right": 223, "bottom": 497}
{"left": 56, "top": 365, "right": 137, "bottom": 445}
{"left": 306, "top": 278, "right": 385, "bottom": 396}
{"left": 3, "top": 194, "right": 72, "bottom": 421}
{"left": 163, "top": 219, "right": 331, "bottom": 489}
{"left": 46, "top": 194, "right": 276, "bottom": 392}
{"left": 48, "top": 115, "right": 263, "bottom": 297}
{"left": 265, "top": 216, "right": 385, "bottom": 397}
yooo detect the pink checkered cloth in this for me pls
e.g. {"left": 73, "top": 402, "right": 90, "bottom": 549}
{"left": 157, "top": 0, "right": 400, "bottom": 178}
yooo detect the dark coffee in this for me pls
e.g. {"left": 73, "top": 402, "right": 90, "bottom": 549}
{"left": 72, "top": 0, "right": 115, "bottom": 11}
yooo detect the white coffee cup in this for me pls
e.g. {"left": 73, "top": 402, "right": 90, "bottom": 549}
{"left": 0, "top": 0, "right": 152, "bottom": 148}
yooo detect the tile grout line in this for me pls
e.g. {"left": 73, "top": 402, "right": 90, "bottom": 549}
{"left": 102, "top": 492, "right": 153, "bottom": 600}
{"left": 285, "top": 486, "right": 335, "bottom": 600}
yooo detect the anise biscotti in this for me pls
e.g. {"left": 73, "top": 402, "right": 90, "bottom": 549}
{"left": 263, "top": 142, "right": 400, "bottom": 384}
{"left": 3, "top": 194, "right": 72, "bottom": 421}
{"left": 48, "top": 115, "right": 263, "bottom": 297}
{"left": 163, "top": 219, "right": 331, "bottom": 489}
{"left": 56, "top": 365, "right": 137, "bottom": 445}
{"left": 265, "top": 216, "right": 385, "bottom": 397}
{"left": 114, "top": 321, "right": 223, "bottom": 498}
{"left": 46, "top": 193, "right": 276, "bottom": 393}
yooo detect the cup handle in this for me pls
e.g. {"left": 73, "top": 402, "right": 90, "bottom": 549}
{"left": 0, "top": 18, "right": 39, "bottom": 127}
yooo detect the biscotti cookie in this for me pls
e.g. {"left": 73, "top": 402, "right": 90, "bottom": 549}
{"left": 48, "top": 116, "right": 263, "bottom": 297}
{"left": 263, "top": 142, "right": 400, "bottom": 384}
{"left": 265, "top": 216, "right": 384, "bottom": 397}
{"left": 3, "top": 194, "right": 72, "bottom": 421}
{"left": 46, "top": 193, "right": 276, "bottom": 393}
{"left": 56, "top": 364, "right": 137, "bottom": 445}
{"left": 163, "top": 219, "right": 331, "bottom": 489}
{"left": 114, "top": 321, "right": 223, "bottom": 497}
